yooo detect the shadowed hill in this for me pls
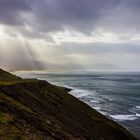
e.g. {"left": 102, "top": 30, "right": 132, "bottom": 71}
{"left": 0, "top": 68, "right": 138, "bottom": 140}
{"left": 0, "top": 68, "right": 22, "bottom": 81}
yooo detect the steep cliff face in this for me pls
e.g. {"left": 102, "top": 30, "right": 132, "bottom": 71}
{"left": 0, "top": 68, "right": 138, "bottom": 140}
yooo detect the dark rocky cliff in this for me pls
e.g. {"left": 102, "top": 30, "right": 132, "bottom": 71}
{"left": 0, "top": 68, "right": 138, "bottom": 140}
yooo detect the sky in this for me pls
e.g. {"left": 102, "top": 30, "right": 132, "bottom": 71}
{"left": 0, "top": 0, "right": 140, "bottom": 71}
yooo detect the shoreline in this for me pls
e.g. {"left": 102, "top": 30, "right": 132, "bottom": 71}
{"left": 54, "top": 83, "right": 139, "bottom": 139}
{"left": 0, "top": 68, "right": 138, "bottom": 139}
{"left": 13, "top": 70, "right": 140, "bottom": 139}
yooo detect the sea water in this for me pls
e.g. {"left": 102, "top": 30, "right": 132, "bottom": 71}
{"left": 16, "top": 71, "right": 140, "bottom": 139}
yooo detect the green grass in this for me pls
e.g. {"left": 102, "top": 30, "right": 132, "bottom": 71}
{"left": 0, "top": 79, "right": 38, "bottom": 85}
{"left": 0, "top": 92, "right": 33, "bottom": 113}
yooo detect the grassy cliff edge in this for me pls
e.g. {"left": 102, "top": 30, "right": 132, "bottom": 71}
{"left": 0, "top": 68, "right": 138, "bottom": 140}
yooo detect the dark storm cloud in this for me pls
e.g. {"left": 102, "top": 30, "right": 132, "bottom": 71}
{"left": 29, "top": 0, "right": 120, "bottom": 33}
{"left": 23, "top": 0, "right": 140, "bottom": 33}
{"left": 0, "top": 0, "right": 140, "bottom": 34}
{"left": 100, "top": 0, "right": 140, "bottom": 33}
{"left": 0, "top": 0, "right": 32, "bottom": 25}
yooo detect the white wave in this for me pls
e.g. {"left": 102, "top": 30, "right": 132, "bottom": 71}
{"left": 110, "top": 114, "right": 138, "bottom": 121}
{"left": 98, "top": 111, "right": 108, "bottom": 115}
{"left": 136, "top": 106, "right": 140, "bottom": 109}
{"left": 70, "top": 90, "right": 91, "bottom": 98}
{"left": 70, "top": 89, "right": 94, "bottom": 98}
{"left": 62, "top": 84, "right": 75, "bottom": 90}
{"left": 93, "top": 107, "right": 101, "bottom": 110}
{"left": 90, "top": 100, "right": 100, "bottom": 103}
{"left": 49, "top": 82, "right": 95, "bottom": 98}
{"left": 136, "top": 113, "right": 140, "bottom": 117}
{"left": 50, "top": 82, "right": 75, "bottom": 91}
{"left": 102, "top": 96, "right": 112, "bottom": 101}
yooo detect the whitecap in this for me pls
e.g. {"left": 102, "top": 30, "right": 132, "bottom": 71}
{"left": 136, "top": 106, "right": 140, "bottom": 109}
{"left": 70, "top": 89, "right": 94, "bottom": 98}
{"left": 90, "top": 100, "right": 100, "bottom": 103}
{"left": 136, "top": 113, "right": 140, "bottom": 117}
{"left": 101, "top": 96, "right": 112, "bottom": 101}
{"left": 93, "top": 107, "right": 101, "bottom": 110}
{"left": 98, "top": 111, "right": 108, "bottom": 115}
{"left": 51, "top": 83, "right": 75, "bottom": 91}
{"left": 110, "top": 114, "right": 138, "bottom": 121}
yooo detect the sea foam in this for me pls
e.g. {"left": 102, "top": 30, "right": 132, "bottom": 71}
{"left": 70, "top": 88, "right": 94, "bottom": 98}
{"left": 136, "top": 106, "right": 140, "bottom": 109}
{"left": 90, "top": 100, "right": 100, "bottom": 103}
{"left": 110, "top": 114, "right": 138, "bottom": 121}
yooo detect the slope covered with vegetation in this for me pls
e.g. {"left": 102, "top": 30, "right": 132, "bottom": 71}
{"left": 0, "top": 68, "right": 138, "bottom": 140}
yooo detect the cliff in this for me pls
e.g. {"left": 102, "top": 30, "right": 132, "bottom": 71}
{"left": 0, "top": 68, "right": 138, "bottom": 140}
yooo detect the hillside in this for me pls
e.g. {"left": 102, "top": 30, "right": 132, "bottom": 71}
{"left": 0, "top": 68, "right": 21, "bottom": 81}
{"left": 0, "top": 68, "right": 138, "bottom": 140}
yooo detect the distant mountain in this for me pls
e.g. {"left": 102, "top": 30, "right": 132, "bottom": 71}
{"left": 0, "top": 68, "right": 138, "bottom": 140}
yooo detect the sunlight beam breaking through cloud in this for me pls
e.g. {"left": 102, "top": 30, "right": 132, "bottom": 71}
{"left": 0, "top": 0, "right": 140, "bottom": 71}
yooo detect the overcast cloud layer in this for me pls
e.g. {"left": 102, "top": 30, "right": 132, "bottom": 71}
{"left": 0, "top": 0, "right": 140, "bottom": 71}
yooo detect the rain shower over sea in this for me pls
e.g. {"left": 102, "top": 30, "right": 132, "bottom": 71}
{"left": 17, "top": 71, "right": 140, "bottom": 139}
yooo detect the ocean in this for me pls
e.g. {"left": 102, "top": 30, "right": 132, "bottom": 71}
{"left": 16, "top": 71, "right": 140, "bottom": 139}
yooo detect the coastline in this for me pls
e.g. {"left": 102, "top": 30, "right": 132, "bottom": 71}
{"left": 0, "top": 68, "right": 138, "bottom": 139}
{"left": 41, "top": 78, "right": 140, "bottom": 139}
{"left": 14, "top": 70, "right": 140, "bottom": 139}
